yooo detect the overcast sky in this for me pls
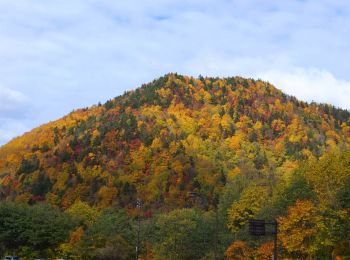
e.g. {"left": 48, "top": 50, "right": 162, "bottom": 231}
{"left": 0, "top": 0, "right": 350, "bottom": 145}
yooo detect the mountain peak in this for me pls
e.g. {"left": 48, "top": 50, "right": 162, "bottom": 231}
{"left": 0, "top": 75, "right": 349, "bottom": 209}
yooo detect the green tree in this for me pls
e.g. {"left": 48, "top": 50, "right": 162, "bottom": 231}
{"left": 0, "top": 202, "right": 29, "bottom": 254}
{"left": 0, "top": 202, "right": 73, "bottom": 258}
{"left": 271, "top": 171, "right": 316, "bottom": 216}
{"left": 24, "top": 203, "right": 74, "bottom": 253}
{"left": 153, "top": 208, "right": 214, "bottom": 260}
{"left": 95, "top": 235, "right": 134, "bottom": 260}
{"left": 71, "top": 208, "right": 135, "bottom": 259}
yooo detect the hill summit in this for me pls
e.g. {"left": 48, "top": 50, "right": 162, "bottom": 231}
{"left": 0, "top": 73, "right": 349, "bottom": 209}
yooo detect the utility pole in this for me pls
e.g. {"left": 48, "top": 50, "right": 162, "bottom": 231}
{"left": 214, "top": 205, "right": 219, "bottom": 260}
{"left": 135, "top": 198, "right": 141, "bottom": 260}
{"left": 213, "top": 194, "right": 219, "bottom": 260}
{"left": 273, "top": 220, "right": 278, "bottom": 260}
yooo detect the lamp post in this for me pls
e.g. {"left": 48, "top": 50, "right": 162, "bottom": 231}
{"left": 135, "top": 198, "right": 142, "bottom": 260}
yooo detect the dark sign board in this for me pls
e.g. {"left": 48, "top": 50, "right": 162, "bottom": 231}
{"left": 249, "top": 219, "right": 266, "bottom": 236}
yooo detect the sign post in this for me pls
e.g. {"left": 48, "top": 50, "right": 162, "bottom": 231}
{"left": 249, "top": 219, "right": 278, "bottom": 260}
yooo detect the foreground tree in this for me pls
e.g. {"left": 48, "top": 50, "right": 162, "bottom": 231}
{"left": 225, "top": 240, "right": 252, "bottom": 260}
{"left": 278, "top": 200, "right": 318, "bottom": 258}
{"left": 0, "top": 202, "right": 73, "bottom": 258}
{"left": 227, "top": 185, "right": 268, "bottom": 233}
{"left": 153, "top": 208, "right": 214, "bottom": 260}
{"left": 61, "top": 208, "right": 134, "bottom": 259}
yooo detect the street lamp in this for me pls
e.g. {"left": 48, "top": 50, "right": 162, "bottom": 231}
{"left": 135, "top": 198, "right": 142, "bottom": 260}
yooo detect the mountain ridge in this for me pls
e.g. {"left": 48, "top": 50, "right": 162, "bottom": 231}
{"left": 2, "top": 73, "right": 349, "bottom": 150}
{"left": 0, "top": 73, "right": 349, "bottom": 210}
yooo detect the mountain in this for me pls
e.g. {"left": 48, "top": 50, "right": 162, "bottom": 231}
{"left": 0, "top": 73, "right": 349, "bottom": 210}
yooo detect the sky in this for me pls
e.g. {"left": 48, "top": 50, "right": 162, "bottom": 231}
{"left": 0, "top": 0, "right": 350, "bottom": 145}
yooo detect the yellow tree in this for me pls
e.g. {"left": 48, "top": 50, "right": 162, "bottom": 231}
{"left": 257, "top": 242, "right": 274, "bottom": 260}
{"left": 225, "top": 240, "right": 252, "bottom": 260}
{"left": 66, "top": 200, "right": 99, "bottom": 227}
{"left": 278, "top": 200, "right": 318, "bottom": 258}
{"left": 227, "top": 185, "right": 268, "bottom": 232}
{"left": 304, "top": 149, "right": 350, "bottom": 206}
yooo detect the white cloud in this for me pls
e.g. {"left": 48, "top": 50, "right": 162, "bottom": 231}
{"left": 0, "top": 85, "right": 28, "bottom": 117}
{"left": 259, "top": 68, "right": 350, "bottom": 110}
{"left": 0, "top": 0, "right": 349, "bottom": 144}
{"left": 0, "top": 85, "right": 31, "bottom": 145}
{"left": 0, "top": 119, "right": 29, "bottom": 145}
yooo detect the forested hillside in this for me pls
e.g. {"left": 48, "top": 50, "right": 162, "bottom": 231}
{"left": 0, "top": 74, "right": 349, "bottom": 259}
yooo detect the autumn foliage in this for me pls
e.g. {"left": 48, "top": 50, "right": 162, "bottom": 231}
{"left": 0, "top": 74, "right": 349, "bottom": 258}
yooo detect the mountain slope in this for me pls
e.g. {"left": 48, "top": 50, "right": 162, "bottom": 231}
{"left": 0, "top": 73, "right": 349, "bottom": 210}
